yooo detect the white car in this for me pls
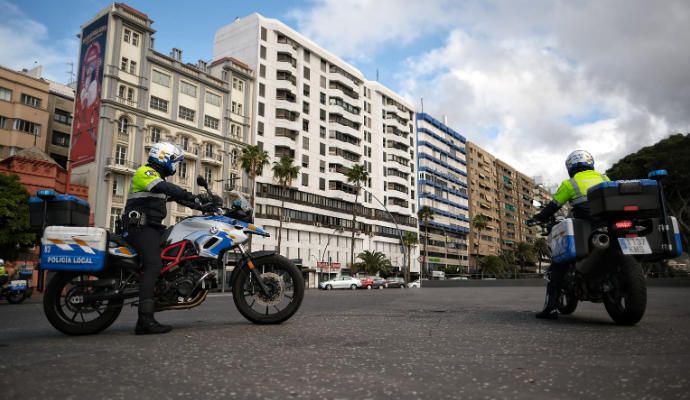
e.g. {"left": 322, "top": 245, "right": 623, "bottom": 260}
{"left": 408, "top": 279, "right": 421, "bottom": 288}
{"left": 319, "top": 276, "right": 362, "bottom": 290}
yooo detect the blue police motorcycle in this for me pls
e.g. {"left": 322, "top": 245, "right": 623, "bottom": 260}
{"left": 40, "top": 176, "right": 304, "bottom": 335}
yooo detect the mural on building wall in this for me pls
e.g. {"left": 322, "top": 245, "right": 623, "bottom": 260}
{"left": 70, "top": 14, "right": 109, "bottom": 168}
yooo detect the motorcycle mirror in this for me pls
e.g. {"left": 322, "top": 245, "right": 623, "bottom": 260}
{"left": 196, "top": 176, "right": 209, "bottom": 189}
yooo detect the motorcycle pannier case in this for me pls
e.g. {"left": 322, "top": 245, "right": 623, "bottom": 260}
{"left": 40, "top": 226, "right": 107, "bottom": 272}
{"left": 548, "top": 218, "right": 591, "bottom": 264}
{"left": 641, "top": 216, "right": 684, "bottom": 261}
{"left": 587, "top": 180, "right": 660, "bottom": 218}
{"left": 29, "top": 194, "right": 90, "bottom": 229}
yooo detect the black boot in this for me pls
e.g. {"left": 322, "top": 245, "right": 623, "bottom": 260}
{"left": 536, "top": 283, "right": 559, "bottom": 320}
{"left": 135, "top": 299, "right": 172, "bottom": 335}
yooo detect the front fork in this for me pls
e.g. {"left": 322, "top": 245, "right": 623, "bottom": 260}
{"left": 236, "top": 244, "right": 272, "bottom": 297}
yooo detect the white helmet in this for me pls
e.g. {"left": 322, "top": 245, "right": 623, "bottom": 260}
{"left": 565, "top": 150, "right": 594, "bottom": 177}
{"left": 148, "top": 142, "right": 184, "bottom": 175}
{"left": 0, "top": 258, "right": 4, "bottom": 266}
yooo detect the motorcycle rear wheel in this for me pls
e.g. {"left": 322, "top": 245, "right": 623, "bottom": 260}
{"left": 43, "top": 272, "right": 123, "bottom": 335}
{"left": 557, "top": 290, "right": 578, "bottom": 315}
{"left": 603, "top": 256, "right": 646, "bottom": 326}
{"left": 232, "top": 255, "right": 304, "bottom": 324}
{"left": 6, "top": 292, "right": 27, "bottom": 304}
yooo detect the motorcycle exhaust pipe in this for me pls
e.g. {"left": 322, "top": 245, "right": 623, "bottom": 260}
{"left": 576, "top": 234, "right": 610, "bottom": 274}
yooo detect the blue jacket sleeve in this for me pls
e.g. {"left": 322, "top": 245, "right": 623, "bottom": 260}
{"left": 150, "top": 180, "right": 196, "bottom": 203}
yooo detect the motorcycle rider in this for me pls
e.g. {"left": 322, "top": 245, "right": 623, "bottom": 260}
{"left": 124, "top": 142, "right": 213, "bottom": 334}
{"left": 0, "top": 259, "right": 8, "bottom": 287}
{"left": 527, "top": 150, "right": 610, "bottom": 319}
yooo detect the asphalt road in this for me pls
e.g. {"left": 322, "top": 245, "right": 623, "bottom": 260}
{"left": 1, "top": 285, "right": 689, "bottom": 400}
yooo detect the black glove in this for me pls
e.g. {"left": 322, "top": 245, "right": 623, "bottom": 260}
{"left": 526, "top": 218, "right": 539, "bottom": 227}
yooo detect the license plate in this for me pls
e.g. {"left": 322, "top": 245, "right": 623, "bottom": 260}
{"left": 9, "top": 280, "right": 27, "bottom": 289}
{"left": 618, "top": 237, "right": 652, "bottom": 255}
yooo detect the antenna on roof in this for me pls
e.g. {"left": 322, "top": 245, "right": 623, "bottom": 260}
{"left": 67, "top": 62, "right": 75, "bottom": 85}
{"left": 376, "top": 68, "right": 379, "bottom": 82}
{"left": 420, "top": 97, "right": 424, "bottom": 113}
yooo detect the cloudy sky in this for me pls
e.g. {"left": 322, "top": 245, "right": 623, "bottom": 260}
{"left": 2, "top": 0, "right": 688, "bottom": 187}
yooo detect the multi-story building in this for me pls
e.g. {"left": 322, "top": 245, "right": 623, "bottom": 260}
{"left": 416, "top": 113, "right": 470, "bottom": 274}
{"left": 213, "top": 13, "right": 419, "bottom": 276}
{"left": 0, "top": 65, "right": 50, "bottom": 159}
{"left": 72, "top": 3, "right": 253, "bottom": 229}
{"left": 466, "top": 141, "right": 537, "bottom": 268}
{"left": 466, "top": 142, "right": 501, "bottom": 266}
{"left": 45, "top": 81, "right": 75, "bottom": 169}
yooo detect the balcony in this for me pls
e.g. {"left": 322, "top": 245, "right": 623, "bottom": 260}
{"left": 201, "top": 152, "right": 223, "bottom": 165}
{"left": 177, "top": 143, "right": 198, "bottom": 159}
{"left": 328, "top": 164, "right": 351, "bottom": 176}
{"left": 329, "top": 147, "right": 361, "bottom": 163}
{"left": 106, "top": 158, "right": 138, "bottom": 174}
{"left": 112, "top": 194, "right": 125, "bottom": 204}
{"left": 386, "top": 125, "right": 409, "bottom": 139}
{"left": 276, "top": 52, "right": 297, "bottom": 72}
{"left": 115, "top": 96, "right": 137, "bottom": 108}
{"left": 329, "top": 180, "right": 357, "bottom": 195}
{"left": 329, "top": 81, "right": 359, "bottom": 99}
{"left": 275, "top": 127, "right": 299, "bottom": 141}
{"left": 223, "top": 183, "right": 250, "bottom": 194}
{"left": 116, "top": 130, "right": 130, "bottom": 143}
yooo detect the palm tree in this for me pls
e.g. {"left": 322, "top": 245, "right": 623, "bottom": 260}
{"left": 239, "top": 145, "right": 270, "bottom": 211}
{"left": 401, "top": 231, "right": 418, "bottom": 283}
{"left": 532, "top": 238, "right": 550, "bottom": 274}
{"left": 346, "top": 164, "right": 369, "bottom": 269}
{"left": 417, "top": 206, "right": 434, "bottom": 279}
{"left": 354, "top": 250, "right": 392, "bottom": 276}
{"left": 515, "top": 242, "right": 536, "bottom": 274}
{"left": 272, "top": 155, "right": 300, "bottom": 253}
{"left": 471, "top": 213, "right": 489, "bottom": 272}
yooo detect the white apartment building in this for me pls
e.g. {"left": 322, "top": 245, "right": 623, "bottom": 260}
{"left": 416, "top": 113, "right": 470, "bottom": 274}
{"left": 72, "top": 4, "right": 253, "bottom": 229}
{"left": 214, "top": 14, "right": 419, "bottom": 277}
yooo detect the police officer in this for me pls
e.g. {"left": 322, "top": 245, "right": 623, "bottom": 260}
{"left": 124, "top": 142, "right": 211, "bottom": 334}
{"left": 528, "top": 150, "right": 610, "bottom": 319}
{"left": 0, "top": 259, "right": 8, "bottom": 287}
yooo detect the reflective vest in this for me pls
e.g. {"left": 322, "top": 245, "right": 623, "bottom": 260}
{"left": 124, "top": 165, "right": 168, "bottom": 224}
{"left": 553, "top": 169, "right": 610, "bottom": 206}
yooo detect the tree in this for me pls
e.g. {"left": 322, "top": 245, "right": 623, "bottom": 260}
{"left": 240, "top": 145, "right": 270, "bottom": 212}
{"left": 272, "top": 155, "right": 300, "bottom": 252}
{"left": 0, "top": 174, "right": 35, "bottom": 259}
{"left": 498, "top": 248, "right": 516, "bottom": 278}
{"left": 532, "top": 238, "right": 550, "bottom": 273}
{"left": 354, "top": 250, "right": 392, "bottom": 276}
{"left": 515, "top": 242, "right": 536, "bottom": 273}
{"left": 401, "top": 231, "right": 418, "bottom": 283}
{"left": 471, "top": 214, "right": 489, "bottom": 271}
{"left": 606, "top": 133, "right": 690, "bottom": 248}
{"left": 479, "top": 256, "right": 506, "bottom": 277}
{"left": 346, "top": 164, "right": 369, "bottom": 269}
{"left": 417, "top": 206, "right": 434, "bottom": 279}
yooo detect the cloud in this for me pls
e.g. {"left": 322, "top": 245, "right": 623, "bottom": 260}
{"left": 291, "top": 0, "right": 690, "bottom": 187}
{"left": 0, "top": 1, "right": 78, "bottom": 82}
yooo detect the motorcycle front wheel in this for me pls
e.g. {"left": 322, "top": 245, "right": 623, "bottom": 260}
{"left": 232, "top": 255, "right": 304, "bottom": 324}
{"left": 43, "top": 272, "right": 123, "bottom": 335}
{"left": 6, "top": 291, "right": 27, "bottom": 304}
{"left": 558, "top": 290, "right": 578, "bottom": 315}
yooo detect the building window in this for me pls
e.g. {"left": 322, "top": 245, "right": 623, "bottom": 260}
{"left": 237, "top": 103, "right": 243, "bottom": 115}
{"left": 179, "top": 161, "right": 188, "bottom": 178}
{"left": 320, "top": 126, "right": 326, "bottom": 138}
{"left": 302, "top": 101, "right": 310, "bottom": 114}
{"left": 260, "top": 45, "right": 266, "bottom": 59}
{"left": 320, "top": 109, "right": 326, "bottom": 121}
{"left": 110, "top": 207, "right": 122, "bottom": 230}
{"left": 13, "top": 119, "right": 40, "bottom": 135}
{"left": 320, "top": 59, "right": 327, "bottom": 72}
{"left": 112, "top": 174, "right": 124, "bottom": 196}
{"left": 259, "top": 64, "right": 266, "bottom": 78}
{"left": 204, "top": 115, "right": 219, "bottom": 130}
{"left": 149, "top": 96, "right": 168, "bottom": 112}
{"left": 179, "top": 136, "right": 190, "bottom": 151}
{"left": 151, "top": 70, "right": 170, "bottom": 87}
{"left": 123, "top": 28, "right": 131, "bottom": 43}
{"left": 131, "top": 32, "right": 139, "bottom": 46}
{"left": 319, "top": 160, "right": 325, "bottom": 173}
{"left": 21, "top": 93, "right": 41, "bottom": 108}
{"left": 302, "top": 154, "right": 309, "bottom": 168}
{"left": 320, "top": 92, "right": 326, "bottom": 105}
{"left": 0, "top": 115, "right": 7, "bottom": 129}
{"left": 180, "top": 81, "right": 197, "bottom": 97}
{"left": 259, "top": 83, "right": 265, "bottom": 97}
{"left": 127, "top": 87, "right": 134, "bottom": 101}
{"left": 127, "top": 60, "right": 136, "bottom": 74}
{"left": 120, "top": 57, "right": 128, "bottom": 71}
{"left": 303, "top": 66, "right": 310, "bottom": 80}
{"left": 205, "top": 143, "right": 214, "bottom": 157}
{"left": 301, "top": 173, "right": 308, "bottom": 186}
{"left": 115, "top": 145, "right": 127, "bottom": 165}
{"left": 51, "top": 131, "right": 70, "bottom": 147}
{"left": 258, "top": 102, "right": 265, "bottom": 117}
{"left": 205, "top": 92, "right": 221, "bottom": 106}
{"left": 303, "top": 84, "right": 310, "bottom": 97}
{"left": 261, "top": 26, "right": 267, "bottom": 41}
{"left": 178, "top": 106, "right": 195, "bottom": 122}
{"left": 302, "top": 136, "right": 309, "bottom": 150}
{"left": 204, "top": 166, "right": 213, "bottom": 183}
{"left": 302, "top": 119, "right": 309, "bottom": 132}
{"left": 319, "top": 178, "right": 325, "bottom": 190}
{"left": 304, "top": 49, "right": 311, "bottom": 62}
{"left": 150, "top": 126, "right": 161, "bottom": 142}
{"left": 320, "top": 142, "right": 326, "bottom": 156}
{"left": 0, "top": 87, "right": 11, "bottom": 102}
{"left": 257, "top": 121, "right": 264, "bottom": 136}
{"left": 53, "top": 109, "right": 72, "bottom": 125}
{"left": 117, "top": 116, "right": 129, "bottom": 134}
{"left": 320, "top": 76, "right": 326, "bottom": 89}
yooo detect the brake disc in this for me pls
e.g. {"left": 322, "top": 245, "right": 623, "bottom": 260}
{"left": 254, "top": 272, "right": 284, "bottom": 306}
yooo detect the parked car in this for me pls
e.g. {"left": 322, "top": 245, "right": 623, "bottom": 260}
{"left": 372, "top": 277, "right": 387, "bottom": 289}
{"left": 319, "top": 276, "right": 362, "bottom": 290}
{"left": 385, "top": 277, "right": 407, "bottom": 288}
{"left": 448, "top": 276, "right": 469, "bottom": 280}
{"left": 408, "top": 279, "right": 421, "bottom": 288}
{"left": 360, "top": 277, "right": 374, "bottom": 289}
